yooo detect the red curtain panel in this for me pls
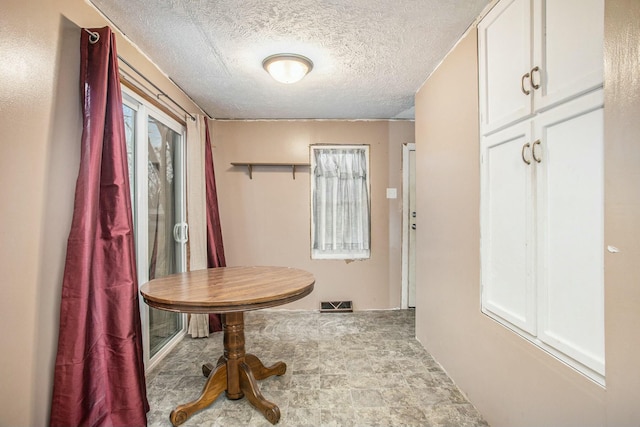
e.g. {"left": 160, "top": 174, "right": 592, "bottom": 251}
{"left": 204, "top": 119, "right": 226, "bottom": 332}
{"left": 50, "top": 27, "right": 148, "bottom": 427}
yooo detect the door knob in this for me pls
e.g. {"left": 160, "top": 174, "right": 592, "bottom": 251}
{"left": 411, "top": 224, "right": 416, "bottom": 230}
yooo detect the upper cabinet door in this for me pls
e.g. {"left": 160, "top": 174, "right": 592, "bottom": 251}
{"left": 532, "top": 0, "right": 604, "bottom": 112}
{"left": 478, "top": 0, "right": 604, "bottom": 136}
{"left": 478, "top": 0, "right": 533, "bottom": 135}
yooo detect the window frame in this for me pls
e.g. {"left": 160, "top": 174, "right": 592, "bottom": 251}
{"left": 310, "top": 144, "right": 371, "bottom": 260}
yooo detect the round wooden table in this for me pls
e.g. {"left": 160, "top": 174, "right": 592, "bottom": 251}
{"left": 140, "top": 266, "right": 315, "bottom": 426}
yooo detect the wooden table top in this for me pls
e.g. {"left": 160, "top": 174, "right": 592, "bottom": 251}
{"left": 140, "top": 266, "right": 315, "bottom": 314}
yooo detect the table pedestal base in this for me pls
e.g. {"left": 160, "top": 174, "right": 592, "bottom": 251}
{"left": 169, "top": 312, "right": 286, "bottom": 426}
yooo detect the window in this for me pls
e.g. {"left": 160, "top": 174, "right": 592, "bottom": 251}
{"left": 310, "top": 145, "right": 371, "bottom": 259}
{"left": 123, "top": 88, "right": 188, "bottom": 368}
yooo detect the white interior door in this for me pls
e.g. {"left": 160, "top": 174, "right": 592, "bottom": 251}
{"left": 402, "top": 143, "right": 416, "bottom": 309}
{"left": 408, "top": 149, "right": 417, "bottom": 308}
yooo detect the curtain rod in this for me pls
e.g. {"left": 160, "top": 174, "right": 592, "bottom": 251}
{"left": 84, "top": 28, "right": 100, "bottom": 44}
{"left": 117, "top": 56, "right": 197, "bottom": 122}
{"left": 119, "top": 70, "right": 187, "bottom": 125}
{"left": 83, "top": 28, "right": 212, "bottom": 121}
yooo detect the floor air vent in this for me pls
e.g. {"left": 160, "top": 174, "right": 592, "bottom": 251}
{"left": 320, "top": 301, "right": 353, "bottom": 313}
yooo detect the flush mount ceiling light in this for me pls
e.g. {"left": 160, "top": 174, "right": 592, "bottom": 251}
{"left": 262, "top": 54, "right": 313, "bottom": 84}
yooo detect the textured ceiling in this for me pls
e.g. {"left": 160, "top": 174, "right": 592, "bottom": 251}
{"left": 89, "top": 0, "right": 489, "bottom": 120}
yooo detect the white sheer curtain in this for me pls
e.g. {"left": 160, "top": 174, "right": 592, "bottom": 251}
{"left": 312, "top": 146, "right": 370, "bottom": 259}
{"left": 186, "top": 115, "right": 209, "bottom": 337}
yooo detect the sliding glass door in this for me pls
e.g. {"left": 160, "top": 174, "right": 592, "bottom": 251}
{"left": 123, "top": 89, "right": 187, "bottom": 368}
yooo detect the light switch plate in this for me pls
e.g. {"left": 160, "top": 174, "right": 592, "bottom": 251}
{"left": 386, "top": 188, "right": 397, "bottom": 199}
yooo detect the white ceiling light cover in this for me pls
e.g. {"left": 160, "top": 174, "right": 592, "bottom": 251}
{"left": 263, "top": 54, "right": 313, "bottom": 84}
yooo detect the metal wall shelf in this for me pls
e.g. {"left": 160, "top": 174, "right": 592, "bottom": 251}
{"left": 230, "top": 162, "right": 310, "bottom": 180}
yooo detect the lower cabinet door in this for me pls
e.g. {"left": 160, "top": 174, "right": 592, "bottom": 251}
{"left": 535, "top": 91, "right": 605, "bottom": 375}
{"left": 481, "top": 90, "right": 605, "bottom": 382}
{"left": 481, "top": 121, "right": 537, "bottom": 335}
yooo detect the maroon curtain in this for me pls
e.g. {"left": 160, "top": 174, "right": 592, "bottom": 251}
{"left": 50, "top": 27, "right": 149, "bottom": 427}
{"left": 204, "top": 119, "right": 226, "bottom": 332}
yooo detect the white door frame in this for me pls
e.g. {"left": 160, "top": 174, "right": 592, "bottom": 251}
{"left": 122, "top": 87, "right": 188, "bottom": 372}
{"left": 401, "top": 143, "right": 416, "bottom": 309}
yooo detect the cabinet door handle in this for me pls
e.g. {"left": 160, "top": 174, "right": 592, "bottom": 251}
{"left": 522, "top": 142, "right": 532, "bottom": 165}
{"left": 530, "top": 66, "right": 541, "bottom": 90}
{"left": 521, "top": 72, "right": 531, "bottom": 95}
{"left": 532, "top": 139, "right": 542, "bottom": 163}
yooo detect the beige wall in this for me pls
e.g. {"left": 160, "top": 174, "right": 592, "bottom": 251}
{"left": 414, "top": 1, "right": 640, "bottom": 425}
{"left": 603, "top": 0, "right": 640, "bottom": 424}
{"left": 210, "top": 120, "right": 414, "bottom": 310}
{"left": 0, "top": 1, "right": 202, "bottom": 426}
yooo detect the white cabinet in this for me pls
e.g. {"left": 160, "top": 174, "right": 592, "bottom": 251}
{"left": 478, "top": 0, "right": 532, "bottom": 134}
{"left": 535, "top": 92, "right": 605, "bottom": 375}
{"left": 481, "top": 121, "right": 536, "bottom": 335}
{"left": 480, "top": 88, "right": 605, "bottom": 381}
{"left": 479, "top": 0, "right": 605, "bottom": 383}
{"left": 478, "top": 0, "right": 604, "bottom": 135}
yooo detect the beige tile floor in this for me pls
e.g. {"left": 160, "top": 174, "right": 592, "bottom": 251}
{"left": 145, "top": 309, "right": 489, "bottom": 427}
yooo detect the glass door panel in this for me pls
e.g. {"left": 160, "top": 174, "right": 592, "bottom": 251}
{"left": 122, "top": 90, "right": 187, "bottom": 367}
{"left": 123, "top": 104, "right": 136, "bottom": 204}
{"left": 147, "top": 116, "right": 182, "bottom": 357}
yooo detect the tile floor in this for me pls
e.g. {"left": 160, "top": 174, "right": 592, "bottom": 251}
{"left": 146, "top": 309, "right": 489, "bottom": 427}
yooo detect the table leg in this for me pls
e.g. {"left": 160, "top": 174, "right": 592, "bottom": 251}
{"left": 222, "top": 312, "right": 245, "bottom": 400}
{"left": 168, "top": 312, "right": 287, "bottom": 426}
{"left": 169, "top": 361, "right": 227, "bottom": 426}
{"left": 239, "top": 361, "right": 281, "bottom": 424}
{"left": 202, "top": 356, "right": 225, "bottom": 377}
{"left": 245, "top": 353, "right": 287, "bottom": 379}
